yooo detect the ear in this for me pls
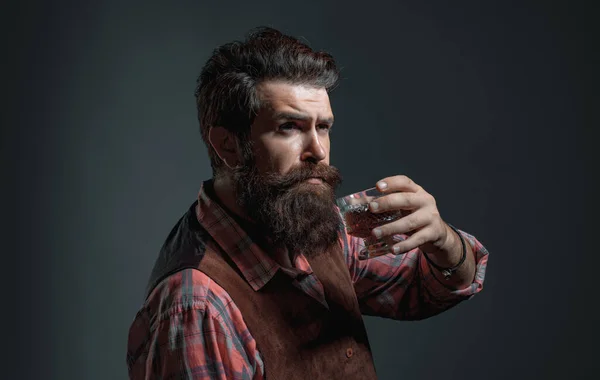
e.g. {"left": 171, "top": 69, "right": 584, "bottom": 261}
{"left": 208, "top": 126, "right": 239, "bottom": 169}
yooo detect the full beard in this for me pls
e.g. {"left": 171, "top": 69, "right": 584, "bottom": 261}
{"left": 233, "top": 157, "right": 343, "bottom": 259}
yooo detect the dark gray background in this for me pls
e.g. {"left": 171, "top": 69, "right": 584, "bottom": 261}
{"left": 5, "top": 0, "right": 597, "bottom": 379}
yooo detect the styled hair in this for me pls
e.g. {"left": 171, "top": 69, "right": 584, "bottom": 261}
{"left": 194, "top": 26, "right": 340, "bottom": 176}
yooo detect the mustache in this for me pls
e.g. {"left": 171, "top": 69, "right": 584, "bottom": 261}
{"left": 261, "top": 163, "right": 342, "bottom": 190}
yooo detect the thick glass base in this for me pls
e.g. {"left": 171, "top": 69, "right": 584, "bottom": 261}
{"left": 358, "top": 238, "right": 391, "bottom": 260}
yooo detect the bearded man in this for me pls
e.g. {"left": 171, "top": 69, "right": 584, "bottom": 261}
{"left": 127, "top": 27, "right": 489, "bottom": 380}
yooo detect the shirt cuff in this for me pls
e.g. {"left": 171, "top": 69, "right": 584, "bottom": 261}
{"left": 420, "top": 229, "right": 489, "bottom": 301}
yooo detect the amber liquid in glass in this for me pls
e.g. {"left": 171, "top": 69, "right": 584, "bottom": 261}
{"left": 343, "top": 205, "right": 401, "bottom": 239}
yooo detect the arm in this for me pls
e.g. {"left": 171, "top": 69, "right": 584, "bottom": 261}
{"left": 423, "top": 222, "right": 477, "bottom": 290}
{"left": 127, "top": 269, "right": 264, "bottom": 379}
{"left": 347, "top": 229, "right": 488, "bottom": 320}
{"left": 343, "top": 175, "right": 489, "bottom": 319}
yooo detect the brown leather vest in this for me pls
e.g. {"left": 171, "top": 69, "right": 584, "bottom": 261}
{"left": 146, "top": 202, "right": 378, "bottom": 379}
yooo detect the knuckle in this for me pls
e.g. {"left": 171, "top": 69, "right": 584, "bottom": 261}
{"left": 380, "top": 196, "right": 391, "bottom": 208}
{"left": 406, "top": 217, "right": 418, "bottom": 230}
{"left": 419, "top": 194, "right": 433, "bottom": 208}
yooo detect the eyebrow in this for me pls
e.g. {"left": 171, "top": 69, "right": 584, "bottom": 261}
{"left": 272, "top": 111, "right": 334, "bottom": 125}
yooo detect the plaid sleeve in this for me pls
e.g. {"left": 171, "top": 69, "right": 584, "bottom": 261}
{"left": 127, "top": 269, "right": 265, "bottom": 379}
{"left": 346, "top": 229, "right": 489, "bottom": 320}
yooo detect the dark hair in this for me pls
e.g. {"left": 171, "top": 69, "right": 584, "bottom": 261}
{"left": 194, "top": 26, "right": 340, "bottom": 176}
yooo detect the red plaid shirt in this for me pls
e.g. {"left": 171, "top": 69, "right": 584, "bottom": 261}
{"left": 127, "top": 183, "right": 489, "bottom": 379}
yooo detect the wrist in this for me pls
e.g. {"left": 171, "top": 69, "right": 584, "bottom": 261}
{"left": 428, "top": 223, "right": 462, "bottom": 267}
{"left": 423, "top": 223, "right": 467, "bottom": 280}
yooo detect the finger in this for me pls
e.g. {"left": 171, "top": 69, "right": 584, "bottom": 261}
{"left": 369, "top": 192, "right": 427, "bottom": 213}
{"left": 390, "top": 227, "right": 435, "bottom": 254}
{"left": 376, "top": 175, "right": 421, "bottom": 193}
{"left": 372, "top": 209, "right": 430, "bottom": 239}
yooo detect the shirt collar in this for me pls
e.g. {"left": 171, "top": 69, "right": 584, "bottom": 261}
{"left": 195, "top": 180, "right": 313, "bottom": 291}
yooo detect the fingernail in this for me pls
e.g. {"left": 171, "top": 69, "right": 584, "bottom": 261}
{"left": 393, "top": 246, "right": 400, "bottom": 254}
{"left": 377, "top": 181, "right": 387, "bottom": 190}
{"left": 369, "top": 202, "right": 379, "bottom": 211}
{"left": 373, "top": 228, "right": 382, "bottom": 238}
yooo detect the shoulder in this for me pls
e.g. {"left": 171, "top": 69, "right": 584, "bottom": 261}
{"left": 128, "top": 268, "right": 247, "bottom": 358}
{"left": 127, "top": 269, "right": 263, "bottom": 377}
{"left": 128, "top": 268, "right": 244, "bottom": 349}
{"left": 145, "top": 268, "right": 239, "bottom": 327}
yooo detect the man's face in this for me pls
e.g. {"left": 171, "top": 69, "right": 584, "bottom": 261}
{"left": 250, "top": 81, "right": 334, "bottom": 178}
{"left": 232, "top": 81, "right": 343, "bottom": 256}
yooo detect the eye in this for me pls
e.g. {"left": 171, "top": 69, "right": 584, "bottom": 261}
{"left": 318, "top": 124, "right": 332, "bottom": 133}
{"left": 278, "top": 122, "right": 299, "bottom": 132}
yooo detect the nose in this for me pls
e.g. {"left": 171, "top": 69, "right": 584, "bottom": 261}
{"left": 300, "top": 129, "right": 327, "bottom": 163}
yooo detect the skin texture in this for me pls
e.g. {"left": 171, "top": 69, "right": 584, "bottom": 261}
{"left": 209, "top": 80, "right": 475, "bottom": 289}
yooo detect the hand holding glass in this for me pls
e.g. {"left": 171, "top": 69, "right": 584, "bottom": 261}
{"left": 336, "top": 187, "right": 405, "bottom": 260}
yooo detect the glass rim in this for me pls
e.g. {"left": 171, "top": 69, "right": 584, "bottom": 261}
{"left": 335, "top": 186, "right": 384, "bottom": 209}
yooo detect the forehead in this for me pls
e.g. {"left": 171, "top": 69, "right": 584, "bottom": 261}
{"left": 255, "top": 81, "right": 333, "bottom": 116}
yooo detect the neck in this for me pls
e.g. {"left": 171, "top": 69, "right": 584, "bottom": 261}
{"left": 212, "top": 174, "right": 250, "bottom": 222}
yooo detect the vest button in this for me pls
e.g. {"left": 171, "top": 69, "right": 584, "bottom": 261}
{"left": 346, "top": 348, "right": 353, "bottom": 358}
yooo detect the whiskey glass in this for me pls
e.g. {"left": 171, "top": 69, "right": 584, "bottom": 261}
{"left": 336, "top": 187, "right": 404, "bottom": 260}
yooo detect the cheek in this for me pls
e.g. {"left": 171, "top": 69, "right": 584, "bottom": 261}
{"left": 254, "top": 140, "right": 303, "bottom": 174}
{"left": 271, "top": 148, "right": 302, "bottom": 173}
